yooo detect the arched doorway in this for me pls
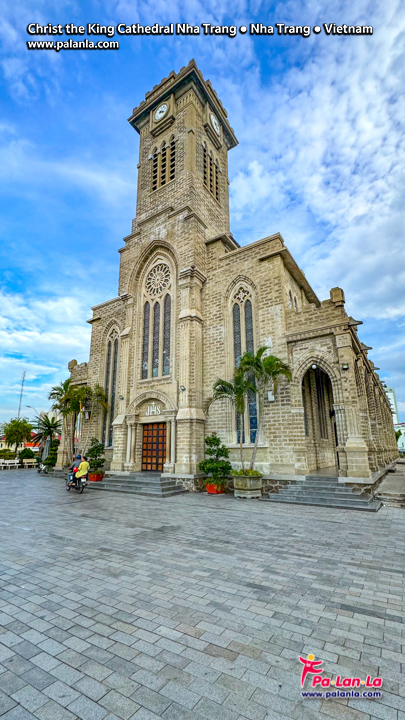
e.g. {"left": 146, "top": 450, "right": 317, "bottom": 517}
{"left": 301, "top": 365, "right": 339, "bottom": 473}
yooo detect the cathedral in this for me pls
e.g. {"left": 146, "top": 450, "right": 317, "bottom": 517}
{"left": 58, "top": 60, "right": 397, "bottom": 486}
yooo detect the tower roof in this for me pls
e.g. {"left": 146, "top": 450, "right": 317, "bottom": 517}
{"left": 128, "top": 59, "right": 238, "bottom": 149}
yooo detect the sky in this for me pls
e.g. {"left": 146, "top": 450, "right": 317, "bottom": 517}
{"left": 0, "top": 0, "right": 404, "bottom": 426}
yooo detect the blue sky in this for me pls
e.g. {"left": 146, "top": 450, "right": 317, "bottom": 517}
{"left": 0, "top": 0, "right": 404, "bottom": 425}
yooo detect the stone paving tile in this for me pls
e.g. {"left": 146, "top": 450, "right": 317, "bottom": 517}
{"left": 0, "top": 472, "right": 405, "bottom": 720}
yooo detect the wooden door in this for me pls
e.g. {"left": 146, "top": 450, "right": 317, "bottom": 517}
{"left": 142, "top": 423, "right": 166, "bottom": 472}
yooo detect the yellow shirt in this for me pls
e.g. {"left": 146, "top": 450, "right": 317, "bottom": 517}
{"left": 76, "top": 461, "right": 90, "bottom": 478}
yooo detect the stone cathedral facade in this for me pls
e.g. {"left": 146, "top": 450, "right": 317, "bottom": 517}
{"left": 59, "top": 60, "right": 397, "bottom": 483}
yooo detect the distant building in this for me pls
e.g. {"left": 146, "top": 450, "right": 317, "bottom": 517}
{"left": 395, "top": 423, "right": 405, "bottom": 453}
{"left": 386, "top": 388, "right": 399, "bottom": 424}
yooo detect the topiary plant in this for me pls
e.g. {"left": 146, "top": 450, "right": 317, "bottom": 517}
{"left": 43, "top": 438, "right": 60, "bottom": 468}
{"left": 86, "top": 438, "right": 105, "bottom": 476}
{"left": 199, "top": 433, "right": 232, "bottom": 491}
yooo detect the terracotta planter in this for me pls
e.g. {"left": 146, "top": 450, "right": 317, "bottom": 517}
{"left": 88, "top": 472, "right": 104, "bottom": 482}
{"left": 232, "top": 474, "right": 263, "bottom": 499}
{"left": 206, "top": 483, "right": 225, "bottom": 494}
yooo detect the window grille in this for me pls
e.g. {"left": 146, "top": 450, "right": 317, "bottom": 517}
{"left": 152, "top": 302, "right": 160, "bottom": 377}
{"left": 142, "top": 302, "right": 150, "bottom": 379}
{"left": 209, "top": 154, "right": 214, "bottom": 194}
{"left": 163, "top": 294, "right": 171, "bottom": 376}
{"left": 215, "top": 163, "right": 219, "bottom": 201}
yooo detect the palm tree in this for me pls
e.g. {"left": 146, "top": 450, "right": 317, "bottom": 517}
{"left": 205, "top": 369, "right": 256, "bottom": 471}
{"left": 239, "top": 346, "right": 292, "bottom": 470}
{"left": 31, "top": 415, "right": 62, "bottom": 461}
{"left": 31, "top": 415, "right": 62, "bottom": 446}
{"left": 80, "top": 384, "right": 108, "bottom": 454}
{"left": 48, "top": 380, "right": 108, "bottom": 461}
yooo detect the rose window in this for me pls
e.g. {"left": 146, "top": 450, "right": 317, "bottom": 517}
{"left": 146, "top": 264, "right": 170, "bottom": 296}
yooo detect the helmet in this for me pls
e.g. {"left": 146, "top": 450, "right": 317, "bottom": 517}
{"left": 76, "top": 454, "right": 81, "bottom": 459}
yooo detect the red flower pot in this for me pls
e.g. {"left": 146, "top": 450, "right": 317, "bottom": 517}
{"left": 206, "top": 483, "right": 225, "bottom": 494}
{"left": 88, "top": 472, "right": 104, "bottom": 482}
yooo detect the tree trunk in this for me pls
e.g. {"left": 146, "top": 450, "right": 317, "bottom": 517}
{"left": 239, "top": 413, "right": 245, "bottom": 471}
{"left": 249, "top": 392, "right": 261, "bottom": 471}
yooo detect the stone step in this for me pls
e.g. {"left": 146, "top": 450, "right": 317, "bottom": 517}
{"left": 290, "top": 483, "right": 358, "bottom": 492}
{"left": 88, "top": 482, "right": 185, "bottom": 497}
{"left": 273, "top": 491, "right": 371, "bottom": 503}
{"left": 265, "top": 496, "right": 382, "bottom": 511}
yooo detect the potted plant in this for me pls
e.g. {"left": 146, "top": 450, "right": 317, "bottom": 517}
{"left": 199, "top": 433, "right": 232, "bottom": 494}
{"left": 86, "top": 438, "right": 105, "bottom": 481}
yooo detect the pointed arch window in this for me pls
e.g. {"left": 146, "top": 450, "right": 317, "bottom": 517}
{"left": 152, "top": 302, "right": 160, "bottom": 377}
{"left": 151, "top": 138, "right": 176, "bottom": 191}
{"left": 163, "top": 294, "right": 171, "bottom": 376}
{"left": 141, "top": 263, "right": 172, "bottom": 379}
{"left": 142, "top": 302, "right": 150, "bottom": 379}
{"left": 203, "top": 143, "right": 220, "bottom": 201}
{"left": 103, "top": 329, "right": 119, "bottom": 447}
{"left": 232, "top": 286, "right": 257, "bottom": 444}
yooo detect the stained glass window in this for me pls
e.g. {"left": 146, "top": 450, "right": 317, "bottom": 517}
{"left": 142, "top": 302, "right": 150, "bottom": 379}
{"left": 245, "top": 300, "right": 254, "bottom": 354}
{"left": 102, "top": 340, "right": 111, "bottom": 444}
{"left": 163, "top": 294, "right": 171, "bottom": 376}
{"left": 233, "top": 303, "right": 241, "bottom": 367}
{"left": 152, "top": 302, "right": 160, "bottom": 377}
{"left": 108, "top": 338, "right": 118, "bottom": 447}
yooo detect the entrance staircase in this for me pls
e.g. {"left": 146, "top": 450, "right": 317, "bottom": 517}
{"left": 265, "top": 474, "right": 382, "bottom": 511}
{"left": 88, "top": 472, "right": 186, "bottom": 498}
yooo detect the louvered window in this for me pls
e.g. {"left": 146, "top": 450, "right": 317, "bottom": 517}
{"left": 203, "top": 145, "right": 208, "bottom": 186}
{"left": 169, "top": 138, "right": 176, "bottom": 181}
{"left": 151, "top": 139, "right": 175, "bottom": 191}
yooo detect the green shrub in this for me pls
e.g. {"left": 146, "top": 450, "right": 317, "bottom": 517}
{"left": 199, "top": 433, "right": 232, "bottom": 490}
{"left": 231, "top": 468, "right": 263, "bottom": 476}
{"left": 0, "top": 449, "right": 16, "bottom": 460}
{"left": 19, "top": 448, "right": 36, "bottom": 460}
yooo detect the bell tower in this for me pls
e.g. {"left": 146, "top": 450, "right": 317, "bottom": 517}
{"left": 128, "top": 59, "right": 238, "bottom": 240}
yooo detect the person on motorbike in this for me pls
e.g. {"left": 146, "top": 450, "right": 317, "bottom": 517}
{"left": 75, "top": 456, "right": 90, "bottom": 481}
{"left": 68, "top": 454, "right": 82, "bottom": 487}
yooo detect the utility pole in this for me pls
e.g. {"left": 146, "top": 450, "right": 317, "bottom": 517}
{"left": 17, "top": 371, "right": 26, "bottom": 418}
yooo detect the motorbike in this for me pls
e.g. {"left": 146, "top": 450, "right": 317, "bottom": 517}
{"left": 66, "top": 470, "right": 87, "bottom": 494}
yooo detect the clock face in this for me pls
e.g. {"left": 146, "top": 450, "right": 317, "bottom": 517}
{"left": 210, "top": 113, "right": 220, "bottom": 135}
{"left": 154, "top": 103, "right": 168, "bottom": 121}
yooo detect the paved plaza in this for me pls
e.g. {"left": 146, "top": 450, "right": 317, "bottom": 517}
{"left": 0, "top": 471, "right": 404, "bottom": 720}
